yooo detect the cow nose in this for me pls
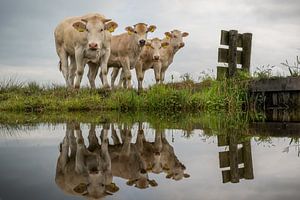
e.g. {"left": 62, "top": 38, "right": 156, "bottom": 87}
{"left": 153, "top": 55, "right": 160, "bottom": 60}
{"left": 89, "top": 43, "right": 98, "bottom": 49}
{"left": 139, "top": 40, "right": 146, "bottom": 46}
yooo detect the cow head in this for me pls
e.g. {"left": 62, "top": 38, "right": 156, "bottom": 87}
{"left": 145, "top": 38, "right": 169, "bottom": 61}
{"left": 164, "top": 29, "right": 189, "bottom": 51}
{"left": 73, "top": 15, "right": 118, "bottom": 50}
{"left": 126, "top": 169, "right": 158, "bottom": 189}
{"left": 125, "top": 23, "right": 157, "bottom": 47}
{"left": 165, "top": 163, "right": 190, "bottom": 181}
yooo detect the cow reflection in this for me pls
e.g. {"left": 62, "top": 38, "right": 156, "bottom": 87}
{"left": 55, "top": 123, "right": 118, "bottom": 199}
{"left": 136, "top": 123, "right": 190, "bottom": 181}
{"left": 110, "top": 124, "right": 158, "bottom": 189}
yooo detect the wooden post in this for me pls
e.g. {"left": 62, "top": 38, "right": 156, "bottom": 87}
{"left": 228, "top": 30, "right": 238, "bottom": 77}
{"left": 242, "top": 33, "right": 252, "bottom": 72}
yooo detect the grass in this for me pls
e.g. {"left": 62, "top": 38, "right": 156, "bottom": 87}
{"left": 0, "top": 77, "right": 250, "bottom": 113}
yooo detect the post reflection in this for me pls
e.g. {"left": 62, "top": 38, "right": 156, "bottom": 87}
{"left": 217, "top": 134, "right": 254, "bottom": 184}
{"left": 55, "top": 122, "right": 189, "bottom": 199}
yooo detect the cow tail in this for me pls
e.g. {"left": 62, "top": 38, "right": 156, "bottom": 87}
{"left": 58, "top": 60, "right": 62, "bottom": 71}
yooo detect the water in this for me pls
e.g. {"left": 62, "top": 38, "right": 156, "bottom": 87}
{"left": 0, "top": 113, "right": 299, "bottom": 200}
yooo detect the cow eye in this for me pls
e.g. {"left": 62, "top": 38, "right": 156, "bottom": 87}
{"left": 99, "top": 29, "right": 104, "bottom": 32}
{"left": 174, "top": 35, "right": 177, "bottom": 38}
{"left": 159, "top": 46, "right": 162, "bottom": 49}
{"left": 134, "top": 31, "right": 137, "bottom": 34}
{"left": 86, "top": 28, "right": 89, "bottom": 32}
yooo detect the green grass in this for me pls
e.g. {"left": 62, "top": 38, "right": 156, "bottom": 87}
{"left": 0, "top": 77, "right": 250, "bottom": 113}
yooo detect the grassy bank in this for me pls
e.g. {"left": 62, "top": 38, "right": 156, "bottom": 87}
{"left": 0, "top": 77, "right": 249, "bottom": 113}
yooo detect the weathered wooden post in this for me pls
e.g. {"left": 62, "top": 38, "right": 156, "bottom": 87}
{"left": 217, "top": 30, "right": 252, "bottom": 80}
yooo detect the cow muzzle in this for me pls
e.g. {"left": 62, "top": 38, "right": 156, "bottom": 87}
{"left": 139, "top": 40, "right": 146, "bottom": 47}
{"left": 89, "top": 43, "right": 99, "bottom": 50}
{"left": 153, "top": 55, "right": 160, "bottom": 61}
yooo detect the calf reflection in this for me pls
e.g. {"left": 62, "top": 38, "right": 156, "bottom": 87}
{"left": 136, "top": 123, "right": 190, "bottom": 180}
{"left": 55, "top": 122, "right": 189, "bottom": 198}
{"left": 55, "top": 123, "right": 118, "bottom": 199}
{"left": 110, "top": 124, "right": 158, "bottom": 189}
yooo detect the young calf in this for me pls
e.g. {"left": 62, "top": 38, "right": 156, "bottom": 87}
{"left": 91, "top": 23, "right": 156, "bottom": 89}
{"left": 159, "top": 30, "right": 189, "bottom": 83}
{"left": 135, "top": 38, "right": 169, "bottom": 91}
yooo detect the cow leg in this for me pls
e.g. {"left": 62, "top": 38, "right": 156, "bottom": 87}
{"left": 87, "top": 63, "right": 100, "bottom": 89}
{"left": 154, "top": 62, "right": 162, "bottom": 84}
{"left": 99, "top": 49, "right": 111, "bottom": 88}
{"left": 117, "top": 70, "right": 125, "bottom": 88}
{"left": 120, "top": 125, "right": 132, "bottom": 157}
{"left": 68, "top": 56, "right": 76, "bottom": 87}
{"left": 57, "top": 48, "right": 69, "bottom": 87}
{"left": 160, "top": 68, "right": 166, "bottom": 84}
{"left": 74, "top": 48, "right": 85, "bottom": 89}
{"left": 67, "top": 122, "right": 77, "bottom": 158}
{"left": 74, "top": 123, "right": 87, "bottom": 174}
{"left": 120, "top": 58, "right": 132, "bottom": 89}
{"left": 111, "top": 124, "right": 121, "bottom": 145}
{"left": 57, "top": 127, "right": 70, "bottom": 172}
{"left": 111, "top": 67, "right": 120, "bottom": 88}
{"left": 88, "top": 124, "right": 100, "bottom": 152}
{"left": 135, "top": 61, "right": 145, "bottom": 92}
{"left": 136, "top": 122, "right": 145, "bottom": 152}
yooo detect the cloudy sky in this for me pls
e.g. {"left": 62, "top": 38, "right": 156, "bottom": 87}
{"left": 0, "top": 0, "right": 299, "bottom": 86}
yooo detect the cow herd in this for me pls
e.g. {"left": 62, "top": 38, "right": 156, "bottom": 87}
{"left": 54, "top": 13, "right": 189, "bottom": 91}
{"left": 55, "top": 122, "right": 190, "bottom": 199}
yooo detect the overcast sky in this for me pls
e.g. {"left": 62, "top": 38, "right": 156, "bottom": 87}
{"left": 0, "top": 0, "right": 299, "bottom": 86}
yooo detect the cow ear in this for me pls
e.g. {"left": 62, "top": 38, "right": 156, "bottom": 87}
{"left": 182, "top": 32, "right": 189, "bottom": 37}
{"left": 125, "top": 26, "right": 134, "bottom": 35}
{"left": 148, "top": 179, "right": 158, "bottom": 187}
{"left": 73, "top": 22, "right": 86, "bottom": 32}
{"left": 161, "top": 42, "right": 169, "bottom": 48}
{"left": 184, "top": 173, "right": 190, "bottom": 178}
{"left": 164, "top": 32, "right": 172, "bottom": 39}
{"left": 105, "top": 21, "right": 118, "bottom": 33}
{"left": 73, "top": 183, "right": 87, "bottom": 193}
{"left": 106, "top": 183, "right": 119, "bottom": 193}
{"left": 126, "top": 179, "right": 136, "bottom": 186}
{"left": 147, "top": 25, "right": 157, "bottom": 33}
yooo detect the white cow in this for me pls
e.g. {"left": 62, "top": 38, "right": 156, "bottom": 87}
{"left": 135, "top": 38, "right": 169, "bottom": 91}
{"left": 54, "top": 13, "right": 118, "bottom": 89}
{"left": 94, "top": 23, "right": 157, "bottom": 89}
{"left": 55, "top": 123, "right": 119, "bottom": 199}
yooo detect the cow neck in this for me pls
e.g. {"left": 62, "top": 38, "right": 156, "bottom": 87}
{"left": 165, "top": 43, "right": 177, "bottom": 62}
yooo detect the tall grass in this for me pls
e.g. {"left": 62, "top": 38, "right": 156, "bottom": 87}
{"left": 0, "top": 76, "right": 250, "bottom": 113}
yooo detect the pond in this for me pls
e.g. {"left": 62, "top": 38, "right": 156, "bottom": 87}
{"left": 0, "top": 112, "right": 299, "bottom": 200}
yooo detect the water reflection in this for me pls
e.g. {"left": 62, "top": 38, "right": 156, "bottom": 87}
{"left": 55, "top": 122, "right": 189, "bottom": 199}
{"left": 217, "top": 135, "right": 254, "bottom": 183}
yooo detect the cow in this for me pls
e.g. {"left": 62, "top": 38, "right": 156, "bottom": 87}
{"left": 135, "top": 124, "right": 190, "bottom": 180}
{"left": 93, "top": 23, "right": 157, "bottom": 89}
{"left": 55, "top": 123, "right": 119, "bottom": 199}
{"left": 109, "top": 124, "right": 158, "bottom": 189}
{"left": 159, "top": 30, "right": 189, "bottom": 83}
{"left": 54, "top": 13, "right": 118, "bottom": 89}
{"left": 134, "top": 38, "right": 169, "bottom": 91}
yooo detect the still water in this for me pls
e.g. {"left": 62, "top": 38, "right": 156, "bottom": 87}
{"left": 0, "top": 114, "right": 299, "bottom": 200}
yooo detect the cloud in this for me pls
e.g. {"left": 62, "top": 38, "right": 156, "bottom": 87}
{"left": 0, "top": 0, "right": 299, "bottom": 85}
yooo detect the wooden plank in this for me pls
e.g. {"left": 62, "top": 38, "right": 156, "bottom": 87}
{"left": 219, "top": 148, "right": 244, "bottom": 168}
{"left": 218, "top": 48, "right": 243, "bottom": 64}
{"left": 250, "top": 77, "right": 300, "bottom": 92}
{"left": 242, "top": 141, "right": 254, "bottom": 179}
{"left": 220, "top": 30, "right": 243, "bottom": 47}
{"left": 242, "top": 33, "right": 252, "bottom": 72}
{"left": 229, "top": 134, "right": 239, "bottom": 183}
{"left": 221, "top": 168, "right": 245, "bottom": 183}
{"left": 249, "top": 122, "right": 300, "bottom": 136}
{"left": 217, "top": 66, "right": 243, "bottom": 80}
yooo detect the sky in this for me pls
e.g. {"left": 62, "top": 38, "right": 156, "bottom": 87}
{"left": 0, "top": 0, "right": 299, "bottom": 86}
